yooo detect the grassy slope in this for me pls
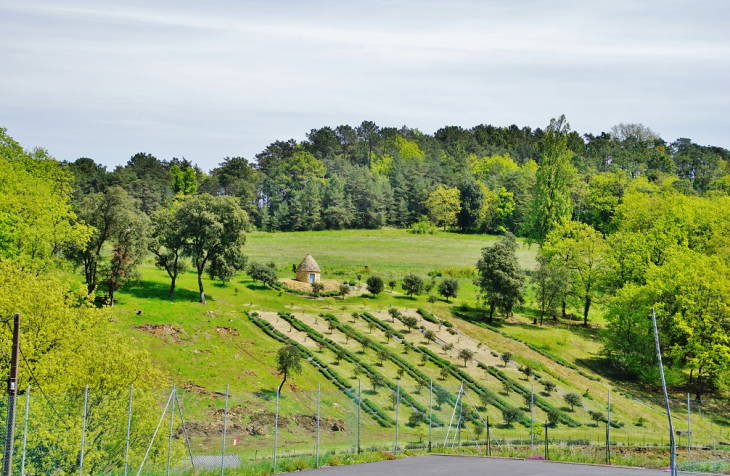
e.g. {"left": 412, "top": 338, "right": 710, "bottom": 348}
{"left": 111, "top": 229, "right": 725, "bottom": 458}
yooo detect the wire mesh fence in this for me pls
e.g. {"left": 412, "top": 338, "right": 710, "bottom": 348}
{"left": 0, "top": 383, "right": 728, "bottom": 475}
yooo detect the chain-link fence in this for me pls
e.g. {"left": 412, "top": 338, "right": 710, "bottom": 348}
{"left": 0, "top": 383, "right": 728, "bottom": 475}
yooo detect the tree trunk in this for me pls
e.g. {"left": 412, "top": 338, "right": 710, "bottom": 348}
{"left": 539, "top": 309, "right": 545, "bottom": 326}
{"left": 197, "top": 269, "right": 206, "bottom": 304}
{"left": 489, "top": 303, "right": 496, "bottom": 320}
{"left": 168, "top": 274, "right": 177, "bottom": 299}
{"left": 562, "top": 298, "right": 567, "bottom": 319}
{"left": 109, "top": 285, "right": 115, "bottom": 307}
{"left": 583, "top": 297, "right": 591, "bottom": 326}
{"left": 278, "top": 371, "right": 287, "bottom": 394}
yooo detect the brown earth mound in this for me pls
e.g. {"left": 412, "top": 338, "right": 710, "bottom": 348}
{"left": 279, "top": 278, "right": 342, "bottom": 293}
{"left": 216, "top": 327, "right": 239, "bottom": 337}
{"left": 134, "top": 324, "right": 184, "bottom": 342}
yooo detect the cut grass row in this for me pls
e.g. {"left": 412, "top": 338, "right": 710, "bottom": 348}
{"left": 248, "top": 312, "right": 393, "bottom": 427}
{"left": 279, "top": 312, "right": 445, "bottom": 426}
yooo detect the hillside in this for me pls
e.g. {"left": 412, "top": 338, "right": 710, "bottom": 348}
{"left": 111, "top": 229, "right": 727, "bottom": 463}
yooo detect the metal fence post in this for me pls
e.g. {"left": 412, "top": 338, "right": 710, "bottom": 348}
{"left": 607, "top": 388, "right": 611, "bottom": 465}
{"left": 167, "top": 384, "right": 175, "bottom": 476}
{"left": 428, "top": 380, "right": 433, "bottom": 452}
{"left": 394, "top": 380, "right": 400, "bottom": 455}
{"left": 651, "top": 308, "right": 677, "bottom": 476}
{"left": 221, "top": 384, "right": 229, "bottom": 476}
{"left": 273, "top": 388, "right": 279, "bottom": 472}
{"left": 544, "top": 421, "right": 548, "bottom": 460}
{"left": 80, "top": 384, "right": 89, "bottom": 476}
{"left": 687, "top": 393, "right": 691, "bottom": 463}
{"left": 357, "top": 380, "right": 361, "bottom": 454}
{"left": 20, "top": 385, "right": 30, "bottom": 476}
{"left": 124, "top": 384, "right": 133, "bottom": 476}
{"left": 530, "top": 384, "right": 534, "bottom": 452}
{"left": 316, "top": 384, "right": 320, "bottom": 468}
{"left": 486, "top": 416, "right": 490, "bottom": 456}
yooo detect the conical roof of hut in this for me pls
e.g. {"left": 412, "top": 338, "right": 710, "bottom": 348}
{"left": 296, "top": 254, "right": 321, "bottom": 273}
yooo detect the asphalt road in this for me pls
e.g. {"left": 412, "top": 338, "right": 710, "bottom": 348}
{"left": 304, "top": 454, "right": 667, "bottom": 476}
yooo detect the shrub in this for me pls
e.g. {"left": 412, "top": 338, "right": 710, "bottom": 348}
{"left": 408, "top": 220, "right": 435, "bottom": 234}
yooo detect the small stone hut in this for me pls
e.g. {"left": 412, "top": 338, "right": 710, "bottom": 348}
{"left": 296, "top": 254, "right": 321, "bottom": 284}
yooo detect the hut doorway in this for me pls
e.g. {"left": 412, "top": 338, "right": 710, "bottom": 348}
{"left": 309, "top": 273, "right": 315, "bottom": 283}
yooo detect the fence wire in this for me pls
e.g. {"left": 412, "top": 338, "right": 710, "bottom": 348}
{"left": 0, "top": 384, "right": 728, "bottom": 475}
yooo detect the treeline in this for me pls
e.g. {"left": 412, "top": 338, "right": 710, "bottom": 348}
{"left": 63, "top": 117, "right": 730, "bottom": 235}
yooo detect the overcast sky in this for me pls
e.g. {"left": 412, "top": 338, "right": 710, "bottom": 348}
{"left": 1, "top": 0, "right": 728, "bottom": 170}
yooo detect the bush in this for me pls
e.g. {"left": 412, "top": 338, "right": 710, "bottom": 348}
{"left": 408, "top": 220, "right": 435, "bottom": 234}
{"left": 348, "top": 279, "right": 356, "bottom": 286}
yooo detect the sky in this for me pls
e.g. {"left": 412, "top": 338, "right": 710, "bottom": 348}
{"left": 1, "top": 0, "right": 728, "bottom": 171}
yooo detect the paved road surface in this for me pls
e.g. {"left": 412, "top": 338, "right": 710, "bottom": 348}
{"left": 304, "top": 454, "right": 666, "bottom": 476}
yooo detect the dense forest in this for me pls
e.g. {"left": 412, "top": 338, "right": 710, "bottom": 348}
{"left": 64, "top": 117, "right": 730, "bottom": 236}
{"left": 2, "top": 115, "right": 730, "bottom": 403}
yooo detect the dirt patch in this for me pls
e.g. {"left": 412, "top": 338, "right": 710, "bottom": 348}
{"left": 290, "top": 414, "right": 346, "bottom": 433}
{"left": 134, "top": 324, "right": 185, "bottom": 342}
{"left": 181, "top": 383, "right": 227, "bottom": 398}
{"left": 215, "top": 327, "right": 239, "bottom": 337}
{"left": 279, "top": 278, "right": 342, "bottom": 293}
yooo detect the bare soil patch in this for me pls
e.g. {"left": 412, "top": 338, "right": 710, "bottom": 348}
{"left": 279, "top": 278, "right": 342, "bottom": 293}
{"left": 134, "top": 324, "right": 185, "bottom": 343}
{"left": 215, "top": 326, "right": 240, "bottom": 337}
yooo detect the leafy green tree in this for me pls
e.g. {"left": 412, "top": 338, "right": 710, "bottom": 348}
{"left": 170, "top": 164, "right": 197, "bottom": 195}
{"left": 388, "top": 307, "right": 400, "bottom": 322}
{"left": 502, "top": 407, "right": 522, "bottom": 426}
{"left": 442, "top": 342, "right": 454, "bottom": 353}
{"left": 366, "top": 275, "right": 384, "bottom": 295}
{"left": 502, "top": 381, "right": 514, "bottom": 395}
{"left": 401, "top": 274, "right": 424, "bottom": 297}
{"left": 531, "top": 255, "right": 570, "bottom": 325}
{"left": 360, "top": 337, "right": 371, "bottom": 353}
{"left": 500, "top": 351, "right": 512, "bottom": 367}
{"left": 339, "top": 283, "right": 350, "bottom": 299}
{"left": 0, "top": 129, "right": 90, "bottom": 271}
{"left": 542, "top": 219, "right": 606, "bottom": 325}
{"left": 177, "top": 194, "right": 248, "bottom": 303}
{"left": 99, "top": 210, "right": 149, "bottom": 306}
{"left": 589, "top": 411, "right": 607, "bottom": 423}
{"left": 149, "top": 205, "right": 189, "bottom": 298}
{"left": 458, "top": 349, "right": 474, "bottom": 367}
{"left": 437, "top": 278, "right": 459, "bottom": 302}
{"left": 344, "top": 329, "right": 354, "bottom": 343}
{"left": 385, "top": 329, "right": 394, "bottom": 343}
{"left": 246, "top": 261, "right": 278, "bottom": 287}
{"left": 388, "top": 279, "right": 397, "bottom": 292}
{"left": 524, "top": 115, "right": 577, "bottom": 243}
{"left": 312, "top": 281, "right": 325, "bottom": 294}
{"left": 547, "top": 408, "right": 562, "bottom": 426}
{"left": 458, "top": 178, "right": 484, "bottom": 232}
{"left": 423, "top": 329, "right": 436, "bottom": 344}
{"left": 369, "top": 373, "right": 385, "bottom": 392}
{"left": 563, "top": 393, "right": 581, "bottom": 411}
{"left": 543, "top": 381, "right": 556, "bottom": 394}
{"left": 402, "top": 316, "right": 418, "bottom": 332}
{"left": 377, "top": 349, "right": 389, "bottom": 365}
{"left": 0, "top": 262, "right": 166, "bottom": 473}
{"left": 426, "top": 185, "right": 462, "bottom": 230}
{"left": 276, "top": 344, "right": 303, "bottom": 393}
{"left": 435, "top": 387, "right": 449, "bottom": 409}
{"left": 438, "top": 367, "right": 450, "bottom": 381}
{"left": 474, "top": 233, "right": 525, "bottom": 319}
{"left": 67, "top": 186, "right": 144, "bottom": 296}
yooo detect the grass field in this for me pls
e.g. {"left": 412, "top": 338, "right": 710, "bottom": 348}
{"left": 109, "top": 229, "right": 729, "bottom": 469}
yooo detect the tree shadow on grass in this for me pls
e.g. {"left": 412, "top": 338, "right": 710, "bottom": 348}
{"left": 394, "top": 295, "right": 417, "bottom": 301}
{"left": 122, "top": 279, "right": 206, "bottom": 303}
